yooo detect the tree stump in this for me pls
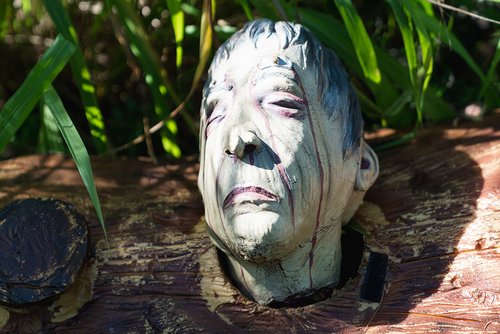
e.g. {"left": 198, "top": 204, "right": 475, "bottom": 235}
{"left": 0, "top": 113, "right": 498, "bottom": 333}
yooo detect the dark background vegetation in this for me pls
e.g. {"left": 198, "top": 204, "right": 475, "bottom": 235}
{"left": 1, "top": 0, "right": 499, "bottom": 159}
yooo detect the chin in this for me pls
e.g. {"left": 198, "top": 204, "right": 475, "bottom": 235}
{"left": 224, "top": 210, "right": 299, "bottom": 263}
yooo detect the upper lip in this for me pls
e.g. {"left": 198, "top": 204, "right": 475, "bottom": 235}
{"left": 223, "top": 186, "right": 279, "bottom": 209}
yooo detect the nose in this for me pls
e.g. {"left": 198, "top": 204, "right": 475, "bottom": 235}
{"left": 225, "top": 128, "right": 260, "bottom": 159}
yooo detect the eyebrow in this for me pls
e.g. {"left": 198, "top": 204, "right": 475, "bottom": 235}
{"left": 207, "top": 80, "right": 233, "bottom": 95}
{"left": 252, "top": 65, "right": 299, "bottom": 85}
{"left": 202, "top": 80, "right": 232, "bottom": 112}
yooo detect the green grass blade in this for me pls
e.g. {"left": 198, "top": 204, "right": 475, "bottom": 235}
{"left": 296, "top": 7, "right": 398, "bottom": 108}
{"left": 0, "top": 1, "right": 12, "bottom": 38}
{"left": 21, "top": 0, "right": 32, "bottom": 26}
{"left": 107, "top": 0, "right": 179, "bottom": 101}
{"left": 289, "top": 5, "right": 453, "bottom": 124}
{"left": 166, "top": 0, "right": 185, "bottom": 68}
{"left": 162, "top": 0, "right": 213, "bottom": 140}
{"left": 180, "top": 3, "right": 200, "bottom": 17}
{"left": 249, "top": 0, "right": 283, "bottom": 21}
{"left": 412, "top": 3, "right": 485, "bottom": 81}
{"left": 191, "top": 0, "right": 214, "bottom": 94}
{"left": 161, "top": 120, "right": 181, "bottom": 157}
{"left": 0, "top": 34, "right": 75, "bottom": 152}
{"left": 387, "top": 0, "right": 424, "bottom": 124}
{"left": 424, "top": 86, "right": 456, "bottom": 122}
{"left": 400, "top": 0, "right": 435, "bottom": 118}
{"left": 238, "top": 0, "right": 254, "bottom": 20}
{"left": 37, "top": 100, "right": 66, "bottom": 153}
{"left": 43, "top": 85, "right": 107, "bottom": 241}
{"left": 383, "top": 89, "right": 412, "bottom": 117}
{"left": 387, "top": 0, "right": 417, "bottom": 87}
{"left": 478, "top": 37, "right": 500, "bottom": 101}
{"left": 43, "top": 0, "right": 109, "bottom": 153}
{"left": 409, "top": 0, "right": 435, "bottom": 93}
{"left": 333, "top": 0, "right": 381, "bottom": 83}
{"left": 22, "top": 0, "right": 31, "bottom": 14}
{"left": 353, "top": 86, "right": 383, "bottom": 119}
{"left": 415, "top": 30, "right": 433, "bottom": 97}
{"left": 373, "top": 131, "right": 416, "bottom": 152}
{"left": 106, "top": 0, "right": 182, "bottom": 157}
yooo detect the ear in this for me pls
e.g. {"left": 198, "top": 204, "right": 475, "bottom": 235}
{"left": 341, "top": 139, "right": 380, "bottom": 225}
{"left": 354, "top": 139, "right": 379, "bottom": 192}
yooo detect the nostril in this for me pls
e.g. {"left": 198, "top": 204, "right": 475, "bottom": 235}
{"left": 225, "top": 149, "right": 233, "bottom": 156}
{"left": 244, "top": 144, "right": 257, "bottom": 155}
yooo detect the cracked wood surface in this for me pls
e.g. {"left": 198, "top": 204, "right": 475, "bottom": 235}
{"left": 0, "top": 113, "right": 498, "bottom": 333}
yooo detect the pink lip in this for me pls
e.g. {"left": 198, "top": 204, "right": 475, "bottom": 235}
{"left": 223, "top": 186, "right": 279, "bottom": 210}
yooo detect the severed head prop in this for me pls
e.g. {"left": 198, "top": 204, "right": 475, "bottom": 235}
{"left": 198, "top": 19, "right": 379, "bottom": 305}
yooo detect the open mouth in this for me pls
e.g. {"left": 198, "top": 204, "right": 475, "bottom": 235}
{"left": 223, "top": 186, "right": 280, "bottom": 210}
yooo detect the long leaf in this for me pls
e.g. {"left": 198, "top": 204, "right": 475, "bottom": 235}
{"left": 0, "top": 1, "right": 12, "bottom": 38}
{"left": 249, "top": 0, "right": 283, "bottom": 21}
{"left": 383, "top": 90, "right": 412, "bottom": 117}
{"left": 388, "top": 0, "right": 417, "bottom": 88}
{"left": 159, "top": 0, "right": 214, "bottom": 141}
{"left": 37, "top": 100, "right": 65, "bottom": 153}
{"left": 43, "top": 0, "right": 109, "bottom": 153}
{"left": 333, "top": 0, "right": 381, "bottom": 84}
{"left": 387, "top": 0, "right": 422, "bottom": 123}
{"left": 191, "top": 0, "right": 214, "bottom": 96}
{"left": 296, "top": 7, "right": 398, "bottom": 109}
{"left": 411, "top": 3, "right": 485, "bottom": 81}
{"left": 400, "top": 0, "right": 435, "bottom": 116}
{"left": 0, "top": 34, "right": 75, "bottom": 151}
{"left": 166, "top": 0, "right": 185, "bottom": 68}
{"left": 43, "top": 86, "right": 107, "bottom": 241}
{"left": 478, "top": 37, "right": 500, "bottom": 100}
{"left": 238, "top": 0, "right": 254, "bottom": 20}
{"left": 410, "top": 0, "right": 435, "bottom": 94}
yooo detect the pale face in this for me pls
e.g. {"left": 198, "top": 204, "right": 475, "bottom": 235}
{"left": 198, "top": 44, "right": 357, "bottom": 263}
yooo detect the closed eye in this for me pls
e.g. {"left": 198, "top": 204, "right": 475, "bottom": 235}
{"left": 261, "top": 92, "right": 306, "bottom": 120}
{"left": 205, "top": 105, "right": 225, "bottom": 137}
{"left": 207, "top": 113, "right": 224, "bottom": 128}
{"left": 204, "top": 97, "right": 218, "bottom": 119}
{"left": 270, "top": 99, "right": 304, "bottom": 110}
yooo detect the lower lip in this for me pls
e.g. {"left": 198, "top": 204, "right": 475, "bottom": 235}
{"left": 224, "top": 201, "right": 279, "bottom": 219}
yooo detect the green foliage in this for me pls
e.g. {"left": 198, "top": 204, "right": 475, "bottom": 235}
{"left": 0, "top": 35, "right": 75, "bottom": 151}
{"left": 106, "top": 0, "right": 182, "bottom": 158}
{"left": 2, "top": 0, "right": 497, "bottom": 157}
{"left": 333, "top": 0, "right": 381, "bottom": 84}
{"left": 43, "top": 0, "right": 109, "bottom": 153}
{"left": 166, "top": 0, "right": 185, "bottom": 68}
{"left": 37, "top": 100, "right": 65, "bottom": 153}
{"left": 479, "top": 37, "right": 500, "bottom": 104}
{"left": 43, "top": 86, "right": 108, "bottom": 241}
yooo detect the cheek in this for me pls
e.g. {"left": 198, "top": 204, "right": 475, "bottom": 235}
{"left": 271, "top": 122, "right": 321, "bottom": 203}
{"left": 200, "top": 135, "right": 224, "bottom": 206}
{"left": 266, "top": 120, "right": 305, "bottom": 160}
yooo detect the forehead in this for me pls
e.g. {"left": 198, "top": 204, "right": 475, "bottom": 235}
{"left": 209, "top": 40, "right": 307, "bottom": 85}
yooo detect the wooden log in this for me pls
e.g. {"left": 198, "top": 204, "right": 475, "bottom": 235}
{"left": 0, "top": 113, "right": 498, "bottom": 333}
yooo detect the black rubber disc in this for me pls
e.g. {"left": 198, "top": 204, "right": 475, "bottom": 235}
{"left": 0, "top": 198, "right": 89, "bottom": 307}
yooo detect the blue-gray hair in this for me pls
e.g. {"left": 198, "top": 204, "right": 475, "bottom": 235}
{"left": 204, "top": 19, "right": 363, "bottom": 157}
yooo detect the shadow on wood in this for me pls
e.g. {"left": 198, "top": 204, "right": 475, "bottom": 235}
{"left": 0, "top": 113, "right": 498, "bottom": 333}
